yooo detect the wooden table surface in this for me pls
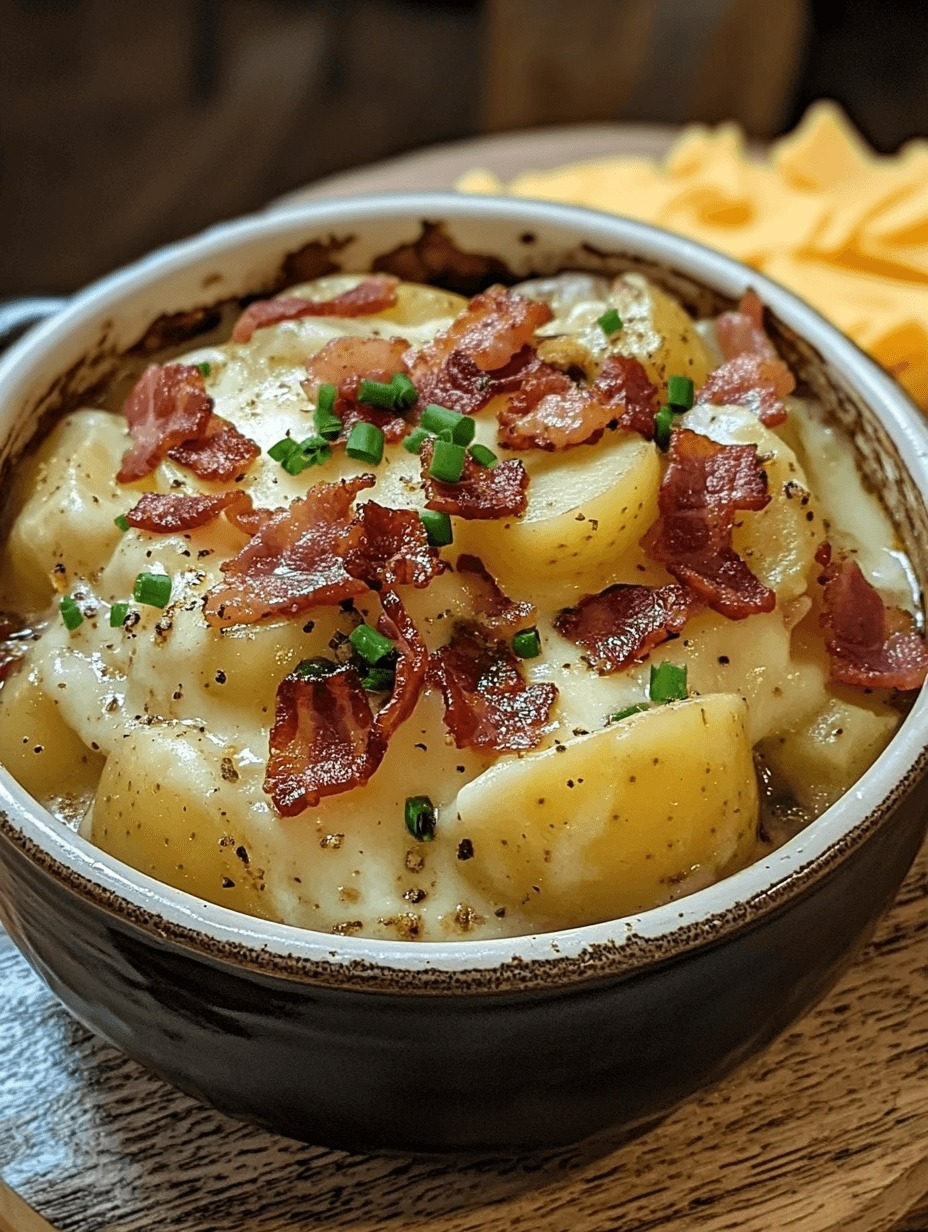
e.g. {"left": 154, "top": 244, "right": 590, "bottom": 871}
{"left": 2, "top": 124, "right": 928, "bottom": 1232}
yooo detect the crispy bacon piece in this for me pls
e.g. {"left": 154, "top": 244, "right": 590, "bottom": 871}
{"left": 456, "top": 554, "right": 536, "bottom": 635}
{"left": 168, "top": 415, "right": 260, "bottom": 483}
{"left": 818, "top": 551, "right": 928, "bottom": 690}
{"left": 204, "top": 475, "right": 374, "bottom": 628}
{"left": 344, "top": 501, "right": 446, "bottom": 590}
{"left": 117, "top": 363, "right": 214, "bottom": 484}
{"left": 405, "top": 286, "right": 552, "bottom": 415}
{"left": 265, "top": 589, "right": 427, "bottom": 814}
{"left": 420, "top": 437, "right": 528, "bottom": 520}
{"left": 554, "top": 583, "right": 704, "bottom": 673}
{"left": 428, "top": 623, "right": 558, "bottom": 752}
{"left": 125, "top": 490, "right": 253, "bottom": 534}
{"left": 700, "top": 290, "right": 795, "bottom": 428}
{"left": 304, "top": 335, "right": 410, "bottom": 444}
{"left": 592, "top": 355, "right": 660, "bottom": 439}
{"left": 642, "top": 428, "right": 775, "bottom": 620}
{"left": 266, "top": 663, "right": 380, "bottom": 816}
{"left": 232, "top": 275, "right": 399, "bottom": 344}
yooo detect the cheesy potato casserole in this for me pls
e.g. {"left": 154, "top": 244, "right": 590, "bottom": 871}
{"left": 0, "top": 270, "right": 924, "bottom": 941}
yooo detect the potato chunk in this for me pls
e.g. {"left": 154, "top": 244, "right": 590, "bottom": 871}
{"left": 452, "top": 694, "right": 758, "bottom": 927}
{"left": 454, "top": 430, "right": 661, "bottom": 593}
{"left": 608, "top": 273, "right": 713, "bottom": 393}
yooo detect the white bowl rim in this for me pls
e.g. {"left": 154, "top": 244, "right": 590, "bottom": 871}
{"left": 1, "top": 191, "right": 927, "bottom": 990}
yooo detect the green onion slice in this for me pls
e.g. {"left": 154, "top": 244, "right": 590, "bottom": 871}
{"left": 429, "top": 438, "right": 467, "bottom": 483}
{"left": 403, "top": 426, "right": 431, "bottom": 455}
{"left": 390, "top": 373, "right": 418, "bottom": 411}
{"left": 654, "top": 406, "right": 674, "bottom": 451}
{"left": 346, "top": 421, "right": 385, "bottom": 465}
{"left": 349, "top": 623, "right": 395, "bottom": 665}
{"left": 649, "top": 661, "right": 688, "bottom": 703}
{"left": 113, "top": 514, "right": 130, "bottom": 533}
{"left": 610, "top": 702, "right": 651, "bottom": 723}
{"left": 195, "top": 360, "right": 211, "bottom": 378}
{"left": 133, "top": 572, "right": 172, "bottom": 609}
{"left": 598, "top": 308, "right": 623, "bottom": 336}
{"left": 469, "top": 443, "right": 498, "bottom": 468}
{"left": 667, "top": 374, "right": 695, "bottom": 411}
{"left": 405, "top": 795, "right": 437, "bottom": 842}
{"left": 268, "top": 437, "right": 296, "bottom": 463}
{"left": 60, "top": 596, "right": 83, "bottom": 631}
{"left": 421, "top": 404, "right": 475, "bottom": 445}
{"left": 420, "top": 509, "right": 453, "bottom": 547}
{"left": 314, "top": 384, "right": 342, "bottom": 440}
{"left": 282, "top": 437, "right": 331, "bottom": 475}
{"left": 293, "top": 657, "right": 339, "bottom": 679}
{"left": 109, "top": 601, "right": 130, "bottom": 628}
{"left": 512, "top": 627, "right": 541, "bottom": 659}
{"left": 357, "top": 378, "right": 397, "bottom": 410}
{"left": 361, "top": 664, "right": 396, "bottom": 693}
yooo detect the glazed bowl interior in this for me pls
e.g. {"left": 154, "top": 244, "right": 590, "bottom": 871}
{"left": 1, "top": 193, "right": 927, "bottom": 990}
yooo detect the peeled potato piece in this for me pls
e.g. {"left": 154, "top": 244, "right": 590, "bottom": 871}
{"left": 685, "top": 403, "right": 824, "bottom": 601}
{"left": 607, "top": 273, "right": 713, "bottom": 393}
{"left": 454, "top": 430, "right": 661, "bottom": 593}
{"left": 451, "top": 694, "right": 758, "bottom": 927}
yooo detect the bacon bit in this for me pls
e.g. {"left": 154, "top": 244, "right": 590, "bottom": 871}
{"left": 265, "top": 663, "right": 380, "bottom": 815}
{"left": 232, "top": 275, "right": 399, "bottom": 344}
{"left": 819, "top": 552, "right": 928, "bottom": 690}
{"left": 496, "top": 363, "right": 607, "bottom": 451}
{"left": 265, "top": 589, "right": 427, "bottom": 814}
{"left": 554, "top": 583, "right": 704, "bottom": 673}
{"left": 456, "top": 554, "right": 537, "bottom": 634}
{"left": 344, "top": 501, "right": 446, "bottom": 590}
{"left": 428, "top": 623, "right": 557, "bottom": 752}
{"left": 204, "top": 475, "right": 374, "bottom": 628}
{"left": 642, "top": 428, "right": 775, "bottom": 620}
{"left": 168, "top": 415, "right": 260, "bottom": 483}
{"left": 125, "top": 490, "right": 253, "bottom": 534}
{"left": 420, "top": 436, "right": 528, "bottom": 520}
{"left": 405, "top": 287, "right": 551, "bottom": 415}
{"left": 592, "top": 355, "right": 660, "bottom": 439}
{"left": 701, "top": 290, "right": 795, "bottom": 428}
{"left": 304, "top": 335, "right": 410, "bottom": 444}
{"left": 117, "top": 363, "right": 214, "bottom": 484}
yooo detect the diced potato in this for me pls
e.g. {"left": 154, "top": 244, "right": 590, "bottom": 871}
{"left": 685, "top": 403, "right": 824, "bottom": 601}
{"left": 451, "top": 694, "right": 758, "bottom": 927}
{"left": 90, "top": 722, "right": 279, "bottom": 919}
{"left": 760, "top": 697, "right": 898, "bottom": 815}
{"left": 608, "top": 273, "right": 713, "bottom": 392}
{"left": 0, "top": 665, "right": 104, "bottom": 814}
{"left": 453, "top": 430, "right": 661, "bottom": 595}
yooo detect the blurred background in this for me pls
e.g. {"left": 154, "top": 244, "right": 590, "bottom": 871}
{"left": 2, "top": 0, "right": 928, "bottom": 296}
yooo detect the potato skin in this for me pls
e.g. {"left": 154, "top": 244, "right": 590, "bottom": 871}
{"left": 451, "top": 694, "right": 759, "bottom": 927}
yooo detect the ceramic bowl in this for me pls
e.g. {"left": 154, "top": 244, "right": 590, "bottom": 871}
{"left": 0, "top": 196, "right": 926, "bottom": 1154}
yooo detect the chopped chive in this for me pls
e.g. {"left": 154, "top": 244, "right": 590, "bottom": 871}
{"left": 113, "top": 514, "right": 130, "bottom": 533}
{"left": 420, "top": 509, "right": 453, "bottom": 546}
{"left": 109, "top": 601, "right": 130, "bottom": 628}
{"left": 282, "top": 436, "right": 331, "bottom": 475}
{"left": 133, "top": 571, "right": 172, "bottom": 609}
{"left": 598, "top": 308, "right": 623, "bottom": 336}
{"left": 293, "top": 656, "right": 339, "bottom": 679}
{"left": 654, "top": 405, "right": 674, "bottom": 451}
{"left": 346, "top": 421, "right": 385, "bottom": 464}
{"left": 195, "top": 361, "right": 212, "bottom": 378}
{"left": 649, "top": 661, "right": 688, "bottom": 703}
{"left": 403, "top": 426, "right": 431, "bottom": 455}
{"left": 361, "top": 664, "right": 396, "bottom": 693}
{"left": 390, "top": 373, "right": 418, "bottom": 411}
{"left": 429, "top": 438, "right": 467, "bottom": 483}
{"left": 349, "top": 623, "right": 395, "bottom": 665}
{"left": 405, "top": 794, "right": 437, "bottom": 842}
{"left": 512, "top": 626, "right": 541, "bottom": 659}
{"left": 268, "top": 437, "right": 297, "bottom": 463}
{"left": 610, "top": 702, "right": 651, "bottom": 723}
{"left": 421, "top": 404, "right": 475, "bottom": 445}
{"left": 667, "top": 374, "right": 695, "bottom": 411}
{"left": 469, "top": 443, "right": 498, "bottom": 468}
{"left": 314, "top": 383, "right": 342, "bottom": 440}
{"left": 357, "top": 378, "right": 398, "bottom": 409}
{"left": 60, "top": 596, "right": 83, "bottom": 631}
